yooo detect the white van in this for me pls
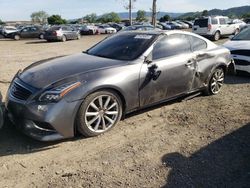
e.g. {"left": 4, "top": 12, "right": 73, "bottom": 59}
{"left": 192, "top": 16, "right": 240, "bottom": 41}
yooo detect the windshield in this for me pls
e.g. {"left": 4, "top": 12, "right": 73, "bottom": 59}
{"left": 232, "top": 27, "right": 250, "bottom": 41}
{"left": 194, "top": 19, "right": 208, "bottom": 27}
{"left": 86, "top": 33, "right": 157, "bottom": 61}
{"left": 48, "top": 26, "right": 61, "bottom": 31}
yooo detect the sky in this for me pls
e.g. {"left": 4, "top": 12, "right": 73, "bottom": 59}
{"left": 0, "top": 0, "right": 249, "bottom": 21}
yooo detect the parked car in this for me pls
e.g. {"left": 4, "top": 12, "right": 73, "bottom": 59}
{"left": 98, "top": 25, "right": 117, "bottom": 34}
{"left": 223, "top": 26, "right": 250, "bottom": 74}
{"left": 80, "top": 25, "right": 98, "bottom": 35}
{"left": 6, "top": 26, "right": 45, "bottom": 40}
{"left": 182, "top": 21, "right": 193, "bottom": 28}
{"left": 176, "top": 21, "right": 189, "bottom": 29}
{"left": 44, "top": 25, "right": 81, "bottom": 42}
{"left": 231, "top": 19, "right": 246, "bottom": 30}
{"left": 2, "top": 26, "right": 18, "bottom": 36}
{"left": 166, "top": 21, "right": 182, "bottom": 29}
{"left": 122, "top": 25, "right": 160, "bottom": 31}
{"left": 108, "top": 23, "right": 124, "bottom": 32}
{"left": 0, "top": 91, "right": 4, "bottom": 129}
{"left": 158, "top": 23, "right": 172, "bottom": 30}
{"left": 5, "top": 30, "right": 233, "bottom": 141}
{"left": 193, "top": 16, "right": 240, "bottom": 41}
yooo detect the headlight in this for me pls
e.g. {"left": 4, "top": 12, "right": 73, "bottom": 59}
{"left": 39, "top": 82, "right": 81, "bottom": 102}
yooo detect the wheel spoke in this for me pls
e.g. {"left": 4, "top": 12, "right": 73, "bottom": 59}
{"left": 86, "top": 112, "right": 99, "bottom": 116}
{"left": 107, "top": 102, "right": 117, "bottom": 110}
{"left": 94, "top": 117, "right": 101, "bottom": 130}
{"left": 101, "top": 116, "right": 107, "bottom": 130}
{"left": 104, "top": 115, "right": 114, "bottom": 124}
{"left": 98, "top": 96, "right": 103, "bottom": 108}
{"left": 88, "top": 115, "right": 99, "bottom": 125}
{"left": 104, "top": 96, "right": 111, "bottom": 109}
{"left": 105, "top": 111, "right": 118, "bottom": 115}
{"left": 90, "top": 102, "right": 99, "bottom": 111}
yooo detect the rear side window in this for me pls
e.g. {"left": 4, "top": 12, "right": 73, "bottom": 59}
{"left": 211, "top": 18, "right": 218, "bottom": 25}
{"left": 153, "top": 34, "right": 191, "bottom": 60}
{"left": 187, "top": 35, "right": 207, "bottom": 51}
{"left": 219, "top": 18, "right": 226, "bottom": 25}
{"left": 194, "top": 19, "right": 208, "bottom": 28}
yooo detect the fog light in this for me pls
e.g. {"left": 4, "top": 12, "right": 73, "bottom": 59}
{"left": 38, "top": 105, "right": 48, "bottom": 112}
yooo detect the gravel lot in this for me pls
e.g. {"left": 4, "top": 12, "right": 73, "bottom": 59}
{"left": 0, "top": 34, "right": 249, "bottom": 188}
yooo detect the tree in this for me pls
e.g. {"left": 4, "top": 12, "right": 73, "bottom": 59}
{"left": 159, "top": 14, "right": 170, "bottom": 22}
{"left": 97, "top": 12, "right": 121, "bottom": 23}
{"left": 83, "top": 13, "right": 98, "bottom": 23}
{"left": 152, "top": 0, "right": 157, "bottom": 27}
{"left": 31, "top": 11, "right": 49, "bottom": 24}
{"left": 202, "top": 10, "right": 208, "bottom": 17}
{"left": 241, "top": 12, "right": 250, "bottom": 19}
{"left": 0, "top": 19, "right": 5, "bottom": 25}
{"left": 47, "top": 15, "right": 67, "bottom": 25}
{"left": 136, "top": 10, "right": 147, "bottom": 21}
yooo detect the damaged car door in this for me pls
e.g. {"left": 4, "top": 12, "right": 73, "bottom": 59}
{"left": 139, "top": 33, "right": 197, "bottom": 106}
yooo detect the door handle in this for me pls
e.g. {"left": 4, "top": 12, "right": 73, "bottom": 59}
{"left": 185, "top": 59, "right": 195, "bottom": 67}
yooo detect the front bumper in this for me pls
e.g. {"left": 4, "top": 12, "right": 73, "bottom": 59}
{"left": 5, "top": 94, "right": 81, "bottom": 141}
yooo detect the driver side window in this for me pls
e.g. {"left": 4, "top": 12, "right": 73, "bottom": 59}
{"left": 152, "top": 34, "right": 191, "bottom": 60}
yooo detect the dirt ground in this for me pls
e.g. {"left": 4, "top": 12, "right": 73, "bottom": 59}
{"left": 0, "top": 35, "right": 249, "bottom": 188}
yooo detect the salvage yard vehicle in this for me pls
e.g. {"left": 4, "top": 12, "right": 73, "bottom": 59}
{"left": 5, "top": 30, "right": 233, "bottom": 141}
{"left": 6, "top": 26, "right": 45, "bottom": 40}
{"left": 0, "top": 92, "right": 4, "bottom": 129}
{"left": 224, "top": 26, "right": 250, "bottom": 74}
{"left": 98, "top": 25, "right": 117, "bottom": 34}
{"left": 44, "top": 25, "right": 81, "bottom": 42}
{"left": 193, "top": 16, "right": 240, "bottom": 41}
{"left": 80, "top": 25, "right": 98, "bottom": 35}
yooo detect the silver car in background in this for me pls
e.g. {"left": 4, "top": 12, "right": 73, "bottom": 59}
{"left": 6, "top": 30, "right": 233, "bottom": 141}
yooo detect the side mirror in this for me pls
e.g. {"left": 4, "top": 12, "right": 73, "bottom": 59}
{"left": 229, "top": 35, "right": 234, "bottom": 40}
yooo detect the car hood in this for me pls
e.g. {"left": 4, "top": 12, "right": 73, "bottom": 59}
{"left": 19, "top": 53, "right": 126, "bottom": 88}
{"left": 223, "top": 40, "right": 250, "bottom": 50}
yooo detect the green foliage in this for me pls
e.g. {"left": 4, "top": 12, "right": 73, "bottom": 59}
{"left": 202, "top": 10, "right": 208, "bottom": 16}
{"left": 97, "top": 12, "right": 121, "bottom": 23}
{"left": 159, "top": 14, "right": 171, "bottom": 22}
{"left": 83, "top": 13, "right": 98, "bottom": 23}
{"left": 47, "top": 15, "right": 67, "bottom": 25}
{"left": 136, "top": 10, "right": 147, "bottom": 21}
{"left": 31, "top": 11, "right": 49, "bottom": 24}
{"left": 0, "top": 19, "right": 5, "bottom": 25}
{"left": 241, "top": 12, "right": 250, "bottom": 18}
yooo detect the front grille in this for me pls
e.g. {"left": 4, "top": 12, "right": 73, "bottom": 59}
{"left": 234, "top": 59, "right": 250, "bottom": 66}
{"left": 231, "top": 50, "right": 250, "bottom": 57}
{"left": 10, "top": 81, "right": 32, "bottom": 101}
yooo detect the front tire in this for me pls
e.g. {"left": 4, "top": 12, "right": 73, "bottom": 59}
{"left": 39, "top": 33, "right": 44, "bottom": 39}
{"left": 204, "top": 68, "right": 225, "bottom": 95}
{"left": 14, "top": 34, "right": 20, "bottom": 40}
{"left": 77, "top": 90, "right": 123, "bottom": 137}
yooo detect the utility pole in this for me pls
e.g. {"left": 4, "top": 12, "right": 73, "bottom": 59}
{"left": 152, "top": 0, "right": 157, "bottom": 27}
{"left": 129, "top": 0, "right": 132, "bottom": 25}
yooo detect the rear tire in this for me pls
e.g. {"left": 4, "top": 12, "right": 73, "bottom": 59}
{"left": 213, "top": 31, "right": 220, "bottom": 41}
{"left": 61, "top": 35, "right": 66, "bottom": 42}
{"left": 76, "top": 90, "right": 123, "bottom": 137}
{"left": 204, "top": 68, "right": 225, "bottom": 95}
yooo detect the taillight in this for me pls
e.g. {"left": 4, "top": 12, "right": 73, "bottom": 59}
{"left": 52, "top": 31, "right": 57, "bottom": 36}
{"left": 208, "top": 24, "right": 212, "bottom": 31}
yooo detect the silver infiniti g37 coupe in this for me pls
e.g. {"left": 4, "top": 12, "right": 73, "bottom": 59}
{"left": 6, "top": 30, "right": 234, "bottom": 141}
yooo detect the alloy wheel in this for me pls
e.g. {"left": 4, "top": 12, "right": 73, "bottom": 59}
{"left": 84, "top": 95, "right": 119, "bottom": 133}
{"left": 210, "top": 69, "right": 224, "bottom": 94}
